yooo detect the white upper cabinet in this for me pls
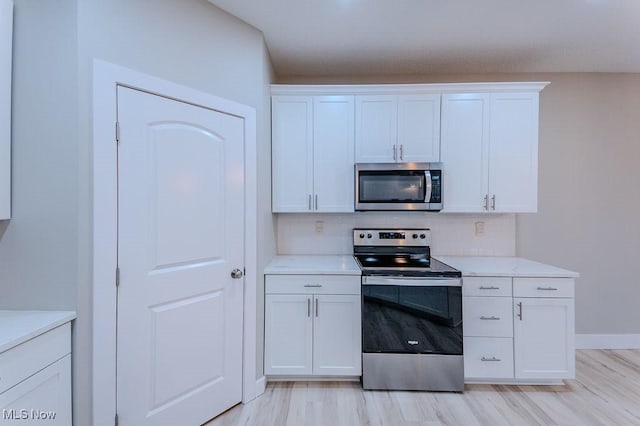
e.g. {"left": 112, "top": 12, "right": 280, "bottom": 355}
{"left": 355, "top": 94, "right": 440, "bottom": 163}
{"left": 272, "top": 95, "right": 355, "bottom": 213}
{"left": 271, "top": 96, "right": 314, "bottom": 213}
{"left": 313, "top": 96, "right": 355, "bottom": 212}
{"left": 0, "top": 0, "right": 12, "bottom": 220}
{"left": 441, "top": 90, "right": 541, "bottom": 213}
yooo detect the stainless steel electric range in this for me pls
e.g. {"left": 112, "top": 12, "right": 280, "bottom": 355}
{"left": 354, "top": 228, "right": 464, "bottom": 392}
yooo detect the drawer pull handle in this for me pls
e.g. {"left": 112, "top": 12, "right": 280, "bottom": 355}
{"left": 480, "top": 316, "right": 501, "bottom": 320}
{"left": 304, "top": 284, "right": 323, "bottom": 288}
{"left": 479, "top": 286, "right": 500, "bottom": 290}
{"left": 481, "top": 356, "right": 501, "bottom": 362}
{"left": 537, "top": 286, "right": 558, "bottom": 291}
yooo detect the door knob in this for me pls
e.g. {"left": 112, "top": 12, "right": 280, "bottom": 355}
{"left": 231, "top": 269, "right": 243, "bottom": 279}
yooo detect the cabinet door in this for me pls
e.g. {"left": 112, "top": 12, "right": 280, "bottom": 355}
{"left": 0, "top": 0, "right": 12, "bottom": 219}
{"left": 513, "top": 298, "right": 575, "bottom": 380}
{"left": 271, "top": 96, "right": 314, "bottom": 212}
{"left": 313, "top": 294, "right": 362, "bottom": 376}
{"left": 355, "top": 95, "right": 397, "bottom": 163}
{"left": 489, "top": 92, "right": 539, "bottom": 212}
{"left": 264, "top": 294, "right": 313, "bottom": 375}
{"left": 440, "top": 93, "right": 490, "bottom": 212}
{"left": 313, "top": 96, "right": 355, "bottom": 212}
{"left": 397, "top": 94, "right": 441, "bottom": 162}
{"left": 0, "top": 355, "right": 72, "bottom": 425}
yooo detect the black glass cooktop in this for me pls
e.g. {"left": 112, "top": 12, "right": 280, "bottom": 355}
{"left": 355, "top": 255, "right": 461, "bottom": 278}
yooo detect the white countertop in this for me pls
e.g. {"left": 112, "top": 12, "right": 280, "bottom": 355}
{"left": 265, "top": 255, "right": 361, "bottom": 275}
{"left": 0, "top": 310, "right": 76, "bottom": 353}
{"left": 436, "top": 256, "right": 579, "bottom": 278}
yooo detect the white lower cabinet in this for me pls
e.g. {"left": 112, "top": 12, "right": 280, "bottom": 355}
{"left": 264, "top": 275, "right": 361, "bottom": 377}
{"left": 0, "top": 323, "right": 72, "bottom": 425}
{"left": 463, "top": 275, "right": 575, "bottom": 384}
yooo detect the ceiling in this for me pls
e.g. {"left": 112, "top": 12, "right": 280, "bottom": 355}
{"left": 208, "top": 0, "right": 640, "bottom": 79}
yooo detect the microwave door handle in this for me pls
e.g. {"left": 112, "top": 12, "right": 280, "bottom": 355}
{"left": 424, "top": 171, "right": 432, "bottom": 203}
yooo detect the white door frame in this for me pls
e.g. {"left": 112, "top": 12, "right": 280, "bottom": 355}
{"left": 92, "top": 60, "right": 261, "bottom": 426}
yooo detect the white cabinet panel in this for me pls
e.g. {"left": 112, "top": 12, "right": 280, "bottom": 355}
{"left": 441, "top": 93, "right": 490, "bottom": 212}
{"left": 0, "top": 355, "right": 71, "bottom": 425}
{"left": 441, "top": 91, "right": 541, "bottom": 213}
{"left": 313, "top": 295, "right": 362, "bottom": 375}
{"left": 462, "top": 276, "right": 512, "bottom": 297}
{"left": 272, "top": 95, "right": 355, "bottom": 213}
{"left": 264, "top": 294, "right": 313, "bottom": 375}
{"left": 0, "top": 0, "right": 12, "bottom": 219}
{"left": 264, "top": 275, "right": 361, "bottom": 377}
{"left": 489, "top": 93, "right": 539, "bottom": 212}
{"left": 464, "top": 337, "right": 514, "bottom": 380}
{"left": 313, "top": 96, "right": 355, "bottom": 212}
{"left": 397, "top": 94, "right": 441, "bottom": 163}
{"left": 271, "top": 96, "right": 313, "bottom": 212}
{"left": 356, "top": 94, "right": 440, "bottom": 163}
{"left": 514, "top": 297, "right": 575, "bottom": 380}
{"left": 463, "top": 297, "right": 513, "bottom": 338}
{"left": 355, "top": 95, "right": 397, "bottom": 163}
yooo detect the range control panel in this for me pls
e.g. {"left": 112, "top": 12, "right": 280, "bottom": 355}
{"left": 353, "top": 228, "right": 431, "bottom": 247}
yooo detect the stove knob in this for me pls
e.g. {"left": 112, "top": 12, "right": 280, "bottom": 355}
{"left": 359, "top": 233, "right": 365, "bottom": 239}
{"left": 420, "top": 234, "right": 426, "bottom": 239}
{"left": 412, "top": 234, "right": 419, "bottom": 239}
{"left": 367, "top": 233, "right": 372, "bottom": 239}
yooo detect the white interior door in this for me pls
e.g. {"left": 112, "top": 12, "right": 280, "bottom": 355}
{"left": 116, "top": 86, "right": 244, "bottom": 426}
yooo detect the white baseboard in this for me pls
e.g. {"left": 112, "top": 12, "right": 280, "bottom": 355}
{"left": 576, "top": 334, "right": 640, "bottom": 349}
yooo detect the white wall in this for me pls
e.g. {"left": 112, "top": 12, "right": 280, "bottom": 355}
{"left": 0, "top": 1, "right": 274, "bottom": 425}
{"left": 277, "top": 213, "right": 516, "bottom": 256}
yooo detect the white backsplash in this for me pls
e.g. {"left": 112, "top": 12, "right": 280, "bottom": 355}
{"left": 276, "top": 213, "right": 516, "bottom": 256}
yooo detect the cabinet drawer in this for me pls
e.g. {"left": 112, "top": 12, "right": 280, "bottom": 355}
{"left": 513, "top": 278, "right": 574, "bottom": 298}
{"left": 266, "top": 274, "right": 361, "bottom": 295}
{"left": 463, "top": 297, "right": 513, "bottom": 337}
{"left": 464, "top": 337, "right": 514, "bottom": 380}
{"left": 0, "top": 323, "right": 71, "bottom": 394}
{"left": 462, "top": 277, "right": 512, "bottom": 297}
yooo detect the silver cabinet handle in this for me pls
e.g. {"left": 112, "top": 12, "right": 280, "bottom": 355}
{"left": 537, "top": 286, "right": 558, "bottom": 291}
{"left": 491, "top": 194, "right": 496, "bottom": 210}
{"left": 480, "top": 316, "right": 501, "bottom": 320}
{"left": 315, "top": 298, "right": 319, "bottom": 317}
{"left": 484, "top": 194, "right": 489, "bottom": 211}
{"left": 479, "top": 286, "right": 500, "bottom": 290}
{"left": 315, "top": 194, "right": 318, "bottom": 210}
{"left": 481, "top": 357, "right": 501, "bottom": 362}
{"left": 400, "top": 144, "right": 404, "bottom": 161}
{"left": 393, "top": 144, "right": 397, "bottom": 161}
{"left": 303, "top": 284, "right": 322, "bottom": 288}
{"left": 308, "top": 194, "right": 312, "bottom": 211}
{"left": 517, "top": 302, "right": 523, "bottom": 320}
{"left": 307, "top": 298, "right": 311, "bottom": 317}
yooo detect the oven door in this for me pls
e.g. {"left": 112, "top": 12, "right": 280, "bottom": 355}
{"left": 362, "top": 276, "right": 462, "bottom": 356}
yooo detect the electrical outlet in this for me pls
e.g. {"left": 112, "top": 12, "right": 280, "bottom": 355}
{"left": 315, "top": 220, "right": 324, "bottom": 233}
{"left": 474, "top": 221, "right": 485, "bottom": 236}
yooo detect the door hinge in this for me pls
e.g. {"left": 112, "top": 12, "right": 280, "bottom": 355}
{"left": 116, "top": 121, "right": 121, "bottom": 143}
{"left": 116, "top": 267, "right": 120, "bottom": 287}
{"left": 115, "top": 413, "right": 119, "bottom": 426}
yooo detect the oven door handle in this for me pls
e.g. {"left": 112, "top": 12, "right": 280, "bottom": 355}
{"left": 362, "top": 276, "right": 461, "bottom": 287}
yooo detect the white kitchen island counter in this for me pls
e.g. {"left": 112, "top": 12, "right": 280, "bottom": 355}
{"left": 265, "top": 255, "right": 361, "bottom": 275}
{"left": 436, "top": 256, "right": 579, "bottom": 278}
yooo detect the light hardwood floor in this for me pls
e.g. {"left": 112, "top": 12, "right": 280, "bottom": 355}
{"left": 206, "top": 350, "right": 640, "bottom": 426}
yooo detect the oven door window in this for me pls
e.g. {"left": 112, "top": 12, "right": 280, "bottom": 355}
{"left": 359, "top": 171, "right": 426, "bottom": 203}
{"left": 362, "top": 285, "right": 462, "bottom": 355}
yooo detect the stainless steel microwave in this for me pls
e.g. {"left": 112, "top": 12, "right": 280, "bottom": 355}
{"left": 355, "top": 163, "right": 443, "bottom": 211}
